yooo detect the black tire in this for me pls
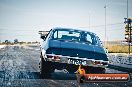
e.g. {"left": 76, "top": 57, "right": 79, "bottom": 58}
{"left": 84, "top": 66, "right": 106, "bottom": 74}
{"left": 77, "top": 75, "right": 85, "bottom": 83}
{"left": 40, "top": 57, "right": 55, "bottom": 78}
{"left": 66, "top": 65, "right": 78, "bottom": 74}
{"left": 94, "top": 67, "right": 106, "bottom": 74}
{"left": 79, "top": 76, "right": 85, "bottom": 83}
{"left": 99, "top": 68, "right": 106, "bottom": 73}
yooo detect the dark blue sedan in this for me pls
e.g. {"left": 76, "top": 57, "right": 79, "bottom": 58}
{"left": 39, "top": 28, "right": 108, "bottom": 77}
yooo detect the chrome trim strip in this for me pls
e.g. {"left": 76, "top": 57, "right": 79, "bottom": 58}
{"left": 46, "top": 54, "right": 109, "bottom": 63}
{"left": 46, "top": 54, "right": 108, "bottom": 68}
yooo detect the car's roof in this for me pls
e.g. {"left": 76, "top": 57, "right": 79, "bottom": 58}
{"left": 52, "top": 27, "right": 96, "bottom": 35}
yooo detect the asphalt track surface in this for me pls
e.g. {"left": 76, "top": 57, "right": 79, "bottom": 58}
{"left": 0, "top": 45, "right": 131, "bottom": 87}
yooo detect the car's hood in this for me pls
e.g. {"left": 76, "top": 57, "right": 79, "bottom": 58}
{"left": 47, "top": 40, "right": 108, "bottom": 61}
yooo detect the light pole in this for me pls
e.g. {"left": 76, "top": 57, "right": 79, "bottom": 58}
{"left": 89, "top": 13, "right": 90, "bottom": 29}
{"left": 127, "top": 0, "right": 128, "bottom": 18}
{"left": 125, "top": 0, "right": 131, "bottom": 54}
{"left": 104, "top": 1, "right": 107, "bottom": 47}
{"left": 127, "top": 0, "right": 131, "bottom": 54}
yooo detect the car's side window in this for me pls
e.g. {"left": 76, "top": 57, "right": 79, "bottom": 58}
{"left": 86, "top": 34, "right": 92, "bottom": 44}
{"left": 53, "top": 30, "right": 59, "bottom": 39}
{"left": 53, "top": 31, "right": 57, "bottom": 39}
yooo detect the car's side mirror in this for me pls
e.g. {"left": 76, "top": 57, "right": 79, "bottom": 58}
{"left": 38, "top": 31, "right": 49, "bottom": 40}
{"left": 41, "top": 36, "right": 46, "bottom": 40}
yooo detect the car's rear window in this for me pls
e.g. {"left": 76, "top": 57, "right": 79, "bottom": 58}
{"left": 52, "top": 29, "right": 102, "bottom": 46}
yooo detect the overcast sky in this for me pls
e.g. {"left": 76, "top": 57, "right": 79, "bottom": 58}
{"left": 0, "top": 0, "right": 132, "bottom": 42}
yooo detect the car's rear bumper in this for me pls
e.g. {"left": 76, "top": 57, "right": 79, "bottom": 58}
{"left": 45, "top": 54, "right": 108, "bottom": 68}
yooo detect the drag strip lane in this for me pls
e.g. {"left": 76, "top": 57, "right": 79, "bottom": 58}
{"left": 0, "top": 45, "right": 131, "bottom": 87}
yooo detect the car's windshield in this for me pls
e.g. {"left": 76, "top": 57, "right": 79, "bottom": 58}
{"left": 52, "top": 29, "right": 101, "bottom": 46}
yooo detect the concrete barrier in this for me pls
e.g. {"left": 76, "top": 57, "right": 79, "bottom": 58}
{"left": 108, "top": 54, "right": 132, "bottom": 70}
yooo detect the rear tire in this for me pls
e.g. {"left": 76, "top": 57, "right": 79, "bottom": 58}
{"left": 40, "top": 57, "right": 55, "bottom": 78}
{"left": 77, "top": 75, "right": 85, "bottom": 83}
{"left": 84, "top": 66, "right": 106, "bottom": 74}
{"left": 66, "top": 65, "right": 78, "bottom": 73}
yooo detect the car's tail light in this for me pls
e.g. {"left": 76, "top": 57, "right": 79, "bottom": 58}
{"left": 47, "top": 55, "right": 60, "bottom": 60}
{"left": 94, "top": 61, "right": 102, "bottom": 65}
{"left": 54, "top": 56, "right": 60, "bottom": 60}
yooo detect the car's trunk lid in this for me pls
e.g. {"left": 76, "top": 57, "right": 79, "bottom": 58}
{"left": 47, "top": 40, "right": 108, "bottom": 61}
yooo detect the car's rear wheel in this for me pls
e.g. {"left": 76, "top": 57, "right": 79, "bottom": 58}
{"left": 66, "top": 65, "right": 78, "bottom": 73}
{"left": 77, "top": 75, "right": 85, "bottom": 83}
{"left": 40, "top": 57, "right": 55, "bottom": 78}
{"left": 84, "top": 67, "right": 106, "bottom": 74}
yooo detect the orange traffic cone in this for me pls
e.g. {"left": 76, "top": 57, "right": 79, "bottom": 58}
{"left": 78, "top": 65, "right": 86, "bottom": 75}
